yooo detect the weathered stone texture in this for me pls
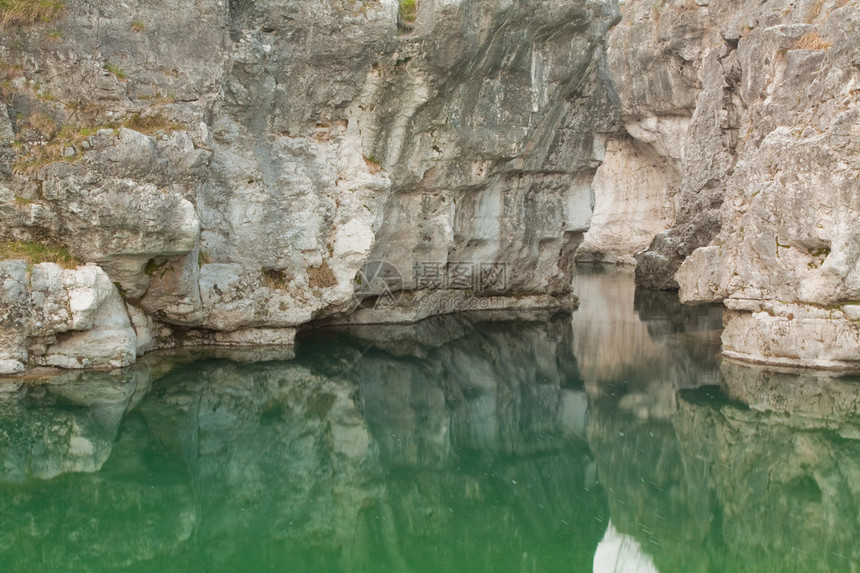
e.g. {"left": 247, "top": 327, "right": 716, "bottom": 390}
{"left": 592, "top": 0, "right": 860, "bottom": 367}
{"left": 0, "top": 0, "right": 620, "bottom": 371}
{"left": 673, "top": 0, "right": 860, "bottom": 368}
{"left": 0, "top": 261, "right": 135, "bottom": 374}
{"left": 581, "top": 0, "right": 706, "bottom": 273}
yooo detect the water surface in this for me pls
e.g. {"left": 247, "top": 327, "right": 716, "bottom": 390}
{"left": 1, "top": 266, "right": 859, "bottom": 572}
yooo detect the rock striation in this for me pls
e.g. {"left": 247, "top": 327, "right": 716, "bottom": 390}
{"left": 0, "top": 0, "right": 619, "bottom": 372}
{"left": 581, "top": 0, "right": 736, "bottom": 283}
{"left": 3, "top": 0, "right": 858, "bottom": 372}
{"left": 670, "top": 0, "right": 860, "bottom": 368}
{"left": 590, "top": 0, "right": 860, "bottom": 368}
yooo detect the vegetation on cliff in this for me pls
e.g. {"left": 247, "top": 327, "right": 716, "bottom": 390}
{"left": 0, "top": 0, "right": 64, "bottom": 27}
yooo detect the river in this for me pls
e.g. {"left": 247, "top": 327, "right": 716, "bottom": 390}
{"left": 1, "top": 265, "right": 858, "bottom": 572}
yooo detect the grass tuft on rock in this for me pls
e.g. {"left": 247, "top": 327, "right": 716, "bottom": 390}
{"left": 104, "top": 62, "right": 127, "bottom": 81}
{"left": 13, "top": 124, "right": 99, "bottom": 174}
{"left": 399, "top": 0, "right": 417, "bottom": 23}
{"left": 13, "top": 113, "right": 181, "bottom": 174}
{"left": 308, "top": 262, "right": 337, "bottom": 289}
{"left": 123, "top": 112, "right": 181, "bottom": 135}
{"left": 790, "top": 31, "right": 832, "bottom": 50}
{"left": 0, "top": 239, "right": 80, "bottom": 268}
{"left": 0, "top": 0, "right": 65, "bottom": 27}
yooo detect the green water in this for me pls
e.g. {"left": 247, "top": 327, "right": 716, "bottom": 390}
{"left": 1, "top": 266, "right": 859, "bottom": 573}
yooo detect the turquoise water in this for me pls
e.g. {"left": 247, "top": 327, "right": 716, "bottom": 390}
{"left": 1, "top": 266, "right": 859, "bottom": 572}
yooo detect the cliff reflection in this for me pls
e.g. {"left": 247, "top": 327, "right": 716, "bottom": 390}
{"left": 573, "top": 264, "right": 722, "bottom": 420}
{"left": 0, "top": 314, "right": 605, "bottom": 572}
{"left": 297, "top": 314, "right": 605, "bottom": 572}
{"left": 0, "top": 370, "right": 140, "bottom": 482}
{"left": 577, "top": 264, "right": 860, "bottom": 572}
{"left": 589, "top": 361, "right": 860, "bottom": 573}
{"left": 2, "top": 269, "right": 860, "bottom": 572}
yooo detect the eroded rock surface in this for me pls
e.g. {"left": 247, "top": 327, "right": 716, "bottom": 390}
{"left": 671, "top": 0, "right": 860, "bottom": 368}
{"left": 579, "top": 0, "right": 704, "bottom": 271}
{"left": 0, "top": 261, "right": 139, "bottom": 373}
{"left": 585, "top": 0, "right": 860, "bottom": 367}
{"left": 0, "top": 0, "right": 619, "bottom": 372}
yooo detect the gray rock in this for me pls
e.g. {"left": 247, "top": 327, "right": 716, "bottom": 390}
{"left": 3, "top": 0, "right": 854, "bottom": 370}
{"left": 674, "top": 1, "right": 860, "bottom": 367}
{"left": 37, "top": 286, "right": 137, "bottom": 370}
{"left": 584, "top": 0, "right": 860, "bottom": 367}
{"left": 0, "top": 262, "right": 137, "bottom": 373}
{"left": 0, "top": 0, "right": 619, "bottom": 371}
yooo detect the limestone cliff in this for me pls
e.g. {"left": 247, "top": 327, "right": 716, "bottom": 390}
{"left": 4, "top": 0, "right": 859, "bottom": 374}
{"left": 670, "top": 0, "right": 860, "bottom": 369}
{"left": 588, "top": 0, "right": 860, "bottom": 368}
{"left": 577, "top": 0, "right": 699, "bottom": 266}
{"left": 0, "top": 0, "right": 619, "bottom": 373}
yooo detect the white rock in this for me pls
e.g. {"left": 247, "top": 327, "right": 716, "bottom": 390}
{"left": 40, "top": 287, "right": 137, "bottom": 370}
{"left": 0, "top": 359, "right": 25, "bottom": 375}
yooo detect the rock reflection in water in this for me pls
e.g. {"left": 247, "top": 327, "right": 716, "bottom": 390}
{"left": 574, "top": 265, "right": 860, "bottom": 572}
{"left": 590, "top": 360, "right": 860, "bottom": 573}
{"left": 299, "top": 313, "right": 604, "bottom": 572}
{"left": 0, "top": 313, "right": 606, "bottom": 573}
{"left": 0, "top": 370, "right": 139, "bottom": 482}
{"left": 328, "top": 314, "right": 587, "bottom": 465}
{"left": 3, "top": 268, "right": 860, "bottom": 573}
{"left": 573, "top": 264, "right": 722, "bottom": 419}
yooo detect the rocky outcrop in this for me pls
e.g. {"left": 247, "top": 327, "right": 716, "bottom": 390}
{"left": 671, "top": 0, "right": 860, "bottom": 368}
{"left": 4, "top": 0, "right": 856, "bottom": 372}
{"left": 627, "top": 0, "right": 740, "bottom": 290}
{"left": 576, "top": 127, "right": 682, "bottom": 265}
{"left": 0, "top": 0, "right": 619, "bottom": 372}
{"left": 579, "top": 0, "right": 704, "bottom": 271}
{"left": 586, "top": 0, "right": 860, "bottom": 368}
{"left": 0, "top": 261, "right": 141, "bottom": 374}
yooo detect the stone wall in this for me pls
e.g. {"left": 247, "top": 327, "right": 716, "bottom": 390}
{"left": 671, "top": 0, "right": 860, "bottom": 369}
{"left": 3, "top": 0, "right": 859, "bottom": 372}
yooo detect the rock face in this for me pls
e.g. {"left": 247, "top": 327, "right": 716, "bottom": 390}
{"left": 4, "top": 0, "right": 857, "bottom": 372}
{"left": 625, "top": 0, "right": 739, "bottom": 290}
{"left": 669, "top": 0, "right": 860, "bottom": 368}
{"left": 0, "top": 261, "right": 139, "bottom": 374}
{"left": 586, "top": 0, "right": 860, "bottom": 367}
{"left": 0, "top": 0, "right": 619, "bottom": 371}
{"left": 576, "top": 128, "right": 682, "bottom": 265}
{"left": 579, "top": 0, "right": 704, "bottom": 271}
